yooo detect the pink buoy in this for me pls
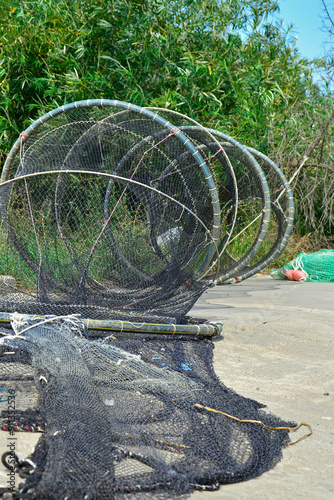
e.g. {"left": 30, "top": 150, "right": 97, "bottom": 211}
{"left": 291, "top": 269, "right": 307, "bottom": 282}
{"left": 283, "top": 269, "right": 295, "bottom": 281}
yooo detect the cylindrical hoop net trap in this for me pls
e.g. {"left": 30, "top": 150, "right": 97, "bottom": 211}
{"left": 144, "top": 112, "right": 275, "bottom": 283}
{"left": 176, "top": 127, "right": 272, "bottom": 283}
{"left": 0, "top": 100, "right": 223, "bottom": 332}
{"left": 0, "top": 102, "right": 305, "bottom": 500}
{"left": 202, "top": 128, "right": 294, "bottom": 283}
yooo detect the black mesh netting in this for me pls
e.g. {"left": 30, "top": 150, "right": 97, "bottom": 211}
{"left": 0, "top": 100, "right": 295, "bottom": 321}
{"left": 0, "top": 105, "right": 221, "bottom": 324}
{"left": 0, "top": 101, "right": 299, "bottom": 499}
{"left": 0, "top": 318, "right": 295, "bottom": 499}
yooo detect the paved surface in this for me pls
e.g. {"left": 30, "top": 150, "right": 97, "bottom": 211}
{"left": 0, "top": 275, "right": 333, "bottom": 499}
{"left": 190, "top": 275, "right": 334, "bottom": 500}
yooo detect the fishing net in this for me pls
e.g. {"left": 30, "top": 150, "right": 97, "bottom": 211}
{"left": 178, "top": 131, "right": 271, "bottom": 283}
{"left": 201, "top": 130, "right": 294, "bottom": 284}
{"left": 271, "top": 249, "right": 334, "bottom": 282}
{"left": 219, "top": 146, "right": 294, "bottom": 283}
{"left": 0, "top": 101, "right": 222, "bottom": 326}
{"left": 144, "top": 114, "right": 274, "bottom": 283}
{"left": 0, "top": 100, "right": 301, "bottom": 499}
{"left": 0, "top": 317, "right": 302, "bottom": 499}
{"left": 145, "top": 110, "right": 240, "bottom": 260}
{"left": 0, "top": 100, "right": 296, "bottom": 324}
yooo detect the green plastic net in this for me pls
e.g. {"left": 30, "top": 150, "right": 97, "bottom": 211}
{"left": 271, "top": 249, "right": 334, "bottom": 282}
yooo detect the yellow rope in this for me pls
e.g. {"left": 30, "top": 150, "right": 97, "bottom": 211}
{"left": 194, "top": 403, "right": 312, "bottom": 445}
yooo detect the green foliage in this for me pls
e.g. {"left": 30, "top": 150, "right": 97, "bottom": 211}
{"left": 0, "top": 1, "right": 325, "bottom": 150}
{"left": 0, "top": 0, "right": 333, "bottom": 243}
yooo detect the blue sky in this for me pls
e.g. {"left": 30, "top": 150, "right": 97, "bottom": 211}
{"left": 273, "top": 0, "right": 330, "bottom": 60}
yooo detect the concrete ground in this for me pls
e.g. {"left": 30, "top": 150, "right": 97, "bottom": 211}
{"left": 0, "top": 275, "right": 333, "bottom": 499}
{"left": 190, "top": 275, "right": 334, "bottom": 500}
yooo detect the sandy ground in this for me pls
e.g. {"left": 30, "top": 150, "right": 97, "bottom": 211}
{"left": 0, "top": 275, "right": 333, "bottom": 499}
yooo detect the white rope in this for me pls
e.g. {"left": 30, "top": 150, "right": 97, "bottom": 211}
{"left": 11, "top": 314, "right": 82, "bottom": 336}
